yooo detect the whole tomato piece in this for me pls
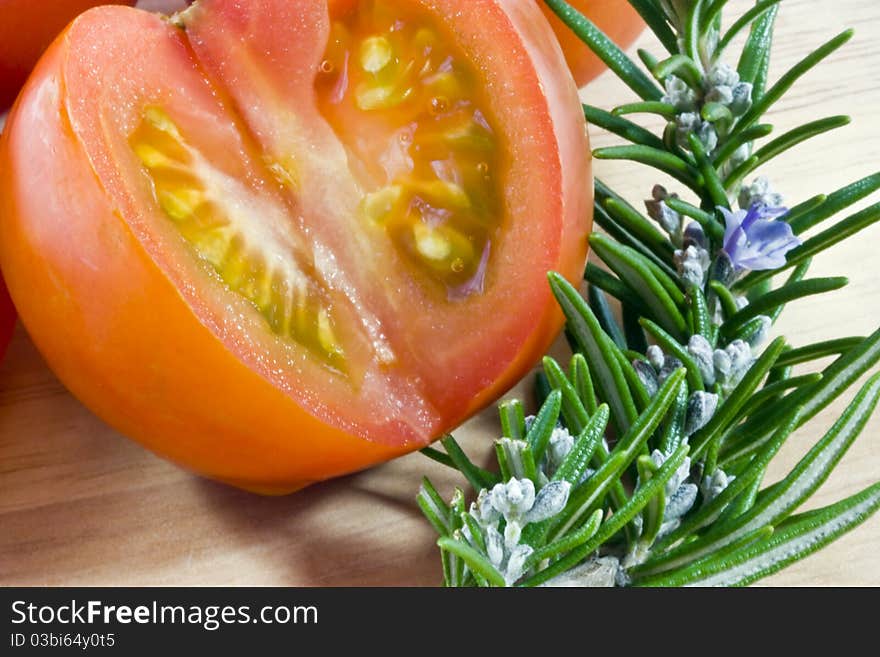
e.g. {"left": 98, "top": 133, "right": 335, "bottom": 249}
{"left": 540, "top": 0, "right": 645, "bottom": 87}
{"left": 0, "top": 0, "right": 591, "bottom": 493}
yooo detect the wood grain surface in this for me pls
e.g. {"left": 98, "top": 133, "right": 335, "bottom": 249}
{"left": 1, "top": 0, "right": 878, "bottom": 586}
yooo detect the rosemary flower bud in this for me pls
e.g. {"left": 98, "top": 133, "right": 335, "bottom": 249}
{"left": 645, "top": 185, "right": 684, "bottom": 240}
{"left": 659, "top": 355, "right": 684, "bottom": 385}
{"left": 685, "top": 390, "right": 719, "bottom": 435}
{"left": 705, "top": 84, "right": 734, "bottom": 106}
{"left": 702, "top": 468, "right": 736, "bottom": 502}
{"left": 662, "top": 75, "right": 698, "bottom": 111}
{"left": 683, "top": 221, "right": 707, "bottom": 249}
{"left": 687, "top": 334, "right": 716, "bottom": 386}
{"left": 647, "top": 345, "right": 666, "bottom": 371}
{"left": 730, "top": 81, "right": 753, "bottom": 115}
{"left": 708, "top": 62, "right": 740, "bottom": 88}
{"left": 738, "top": 176, "right": 785, "bottom": 210}
{"left": 674, "top": 244, "right": 711, "bottom": 287}
{"left": 490, "top": 477, "right": 535, "bottom": 519}
{"left": 546, "top": 427, "right": 574, "bottom": 475}
{"left": 524, "top": 481, "right": 572, "bottom": 524}
{"left": 633, "top": 359, "right": 660, "bottom": 397}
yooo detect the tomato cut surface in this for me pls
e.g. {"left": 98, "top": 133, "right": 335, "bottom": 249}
{"left": 0, "top": 0, "right": 591, "bottom": 493}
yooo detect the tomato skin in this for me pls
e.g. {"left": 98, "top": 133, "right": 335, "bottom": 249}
{"left": 540, "top": 0, "right": 645, "bottom": 87}
{"left": 0, "top": 1, "right": 139, "bottom": 110}
{"left": 0, "top": 2, "right": 591, "bottom": 493}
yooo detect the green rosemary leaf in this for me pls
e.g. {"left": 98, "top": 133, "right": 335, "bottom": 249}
{"left": 623, "top": 303, "right": 649, "bottom": 353}
{"left": 553, "top": 404, "right": 610, "bottom": 486}
{"left": 790, "top": 171, "right": 880, "bottom": 234}
{"left": 637, "top": 48, "right": 659, "bottom": 73}
{"left": 751, "top": 202, "right": 880, "bottom": 287}
{"left": 494, "top": 440, "right": 512, "bottom": 482}
{"left": 663, "top": 196, "right": 725, "bottom": 243}
{"left": 526, "top": 389, "right": 563, "bottom": 464}
{"left": 701, "top": 0, "right": 729, "bottom": 32}
{"left": 593, "top": 145, "right": 702, "bottom": 192}
{"left": 725, "top": 116, "right": 850, "bottom": 187}
{"left": 639, "top": 317, "right": 705, "bottom": 391}
{"left": 611, "top": 101, "right": 677, "bottom": 119}
{"left": 658, "top": 378, "right": 689, "bottom": 454}
{"left": 437, "top": 536, "right": 506, "bottom": 587}
{"left": 772, "top": 336, "right": 866, "bottom": 369}
{"left": 657, "top": 406, "right": 800, "bottom": 550}
{"left": 633, "top": 525, "right": 774, "bottom": 587}
{"left": 421, "top": 447, "right": 498, "bottom": 484}
{"left": 684, "top": 0, "right": 704, "bottom": 65}
{"left": 589, "top": 235, "right": 688, "bottom": 340}
{"left": 637, "top": 453, "right": 666, "bottom": 548}
{"left": 627, "top": 0, "right": 678, "bottom": 54}
{"left": 525, "top": 509, "right": 604, "bottom": 569}
{"left": 597, "top": 179, "right": 676, "bottom": 260}
{"left": 701, "top": 102, "right": 733, "bottom": 125}
{"left": 689, "top": 286, "right": 716, "bottom": 345}
{"left": 522, "top": 443, "right": 690, "bottom": 587}
{"left": 664, "top": 482, "right": 880, "bottom": 587}
{"left": 417, "top": 477, "right": 452, "bottom": 536}
{"left": 713, "top": 123, "right": 772, "bottom": 167}
{"left": 543, "top": 356, "right": 591, "bottom": 434}
{"left": 459, "top": 512, "right": 488, "bottom": 556}
{"left": 589, "top": 285, "right": 627, "bottom": 350}
{"left": 653, "top": 54, "right": 703, "bottom": 88}
{"left": 440, "top": 435, "right": 498, "bottom": 492}
{"left": 723, "top": 155, "right": 758, "bottom": 192}
{"left": 691, "top": 337, "right": 787, "bottom": 460}
{"left": 709, "top": 280, "right": 740, "bottom": 320}
{"left": 782, "top": 193, "right": 826, "bottom": 226}
{"left": 582, "top": 104, "right": 667, "bottom": 150}
{"left": 549, "top": 273, "right": 639, "bottom": 432}
{"left": 736, "top": 30, "right": 854, "bottom": 135}
{"left": 592, "top": 204, "right": 679, "bottom": 284}
{"left": 613, "top": 348, "right": 652, "bottom": 411}
{"left": 499, "top": 399, "right": 526, "bottom": 440}
{"left": 551, "top": 369, "right": 687, "bottom": 540}
{"left": 737, "top": 3, "right": 778, "bottom": 94}
{"left": 720, "top": 277, "right": 848, "bottom": 338}
{"left": 719, "top": 385, "right": 813, "bottom": 465}
{"left": 543, "top": 0, "right": 663, "bottom": 100}
{"left": 717, "top": 0, "right": 783, "bottom": 56}
{"left": 738, "top": 373, "right": 822, "bottom": 418}
{"left": 646, "top": 372, "right": 880, "bottom": 575}
{"left": 688, "top": 133, "right": 730, "bottom": 210}
{"left": 585, "top": 263, "right": 646, "bottom": 310}
{"left": 571, "top": 354, "right": 599, "bottom": 416}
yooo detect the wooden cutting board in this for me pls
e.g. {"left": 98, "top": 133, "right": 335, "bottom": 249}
{"left": 1, "top": 0, "right": 878, "bottom": 586}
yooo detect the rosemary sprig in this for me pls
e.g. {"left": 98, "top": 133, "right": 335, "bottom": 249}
{"left": 417, "top": 0, "right": 879, "bottom": 586}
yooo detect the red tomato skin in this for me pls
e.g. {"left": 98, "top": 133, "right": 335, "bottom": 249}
{"left": 540, "top": 0, "right": 645, "bottom": 87}
{"left": 0, "top": 1, "right": 137, "bottom": 110}
{"left": 0, "top": 3, "right": 592, "bottom": 494}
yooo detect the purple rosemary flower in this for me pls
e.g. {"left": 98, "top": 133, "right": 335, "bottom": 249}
{"left": 719, "top": 203, "right": 801, "bottom": 272}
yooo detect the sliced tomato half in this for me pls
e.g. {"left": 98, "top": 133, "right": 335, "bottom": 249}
{"left": 0, "top": 0, "right": 591, "bottom": 493}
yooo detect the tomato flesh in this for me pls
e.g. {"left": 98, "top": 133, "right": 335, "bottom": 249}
{"left": 0, "top": 0, "right": 591, "bottom": 492}
{"left": 316, "top": 0, "right": 501, "bottom": 293}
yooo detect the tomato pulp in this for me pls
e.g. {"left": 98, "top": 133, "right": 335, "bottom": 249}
{"left": 541, "top": 0, "right": 645, "bottom": 87}
{"left": 0, "top": 0, "right": 591, "bottom": 493}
